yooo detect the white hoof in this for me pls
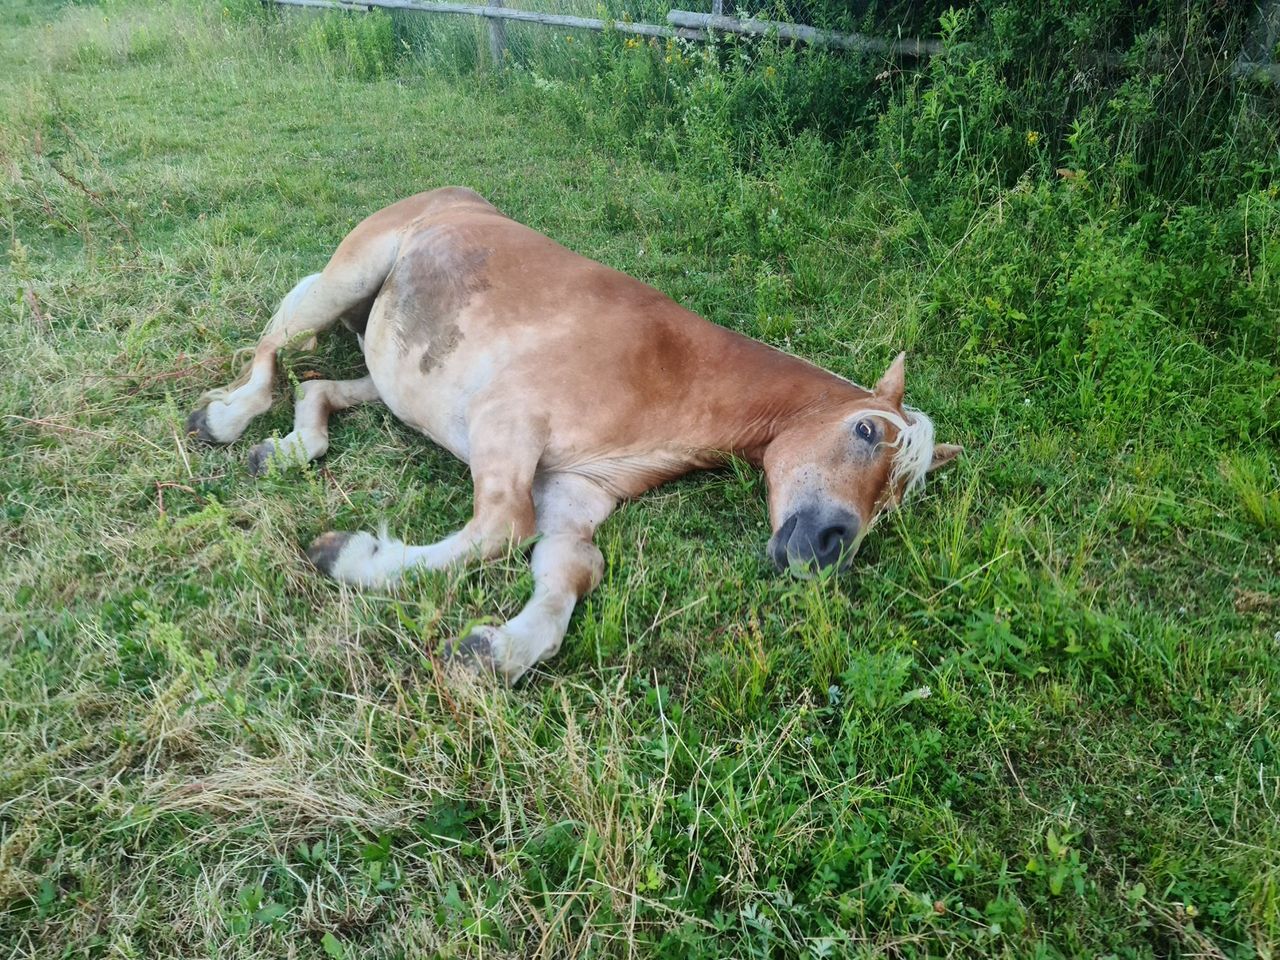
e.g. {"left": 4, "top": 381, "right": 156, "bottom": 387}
{"left": 307, "top": 530, "right": 394, "bottom": 588}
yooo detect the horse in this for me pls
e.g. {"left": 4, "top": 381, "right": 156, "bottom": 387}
{"left": 186, "top": 187, "right": 961, "bottom": 683}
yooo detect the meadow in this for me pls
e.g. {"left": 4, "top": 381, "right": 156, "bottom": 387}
{"left": 1, "top": 0, "right": 1278, "bottom": 956}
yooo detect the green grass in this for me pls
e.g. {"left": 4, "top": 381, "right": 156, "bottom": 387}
{"left": 2, "top": 1, "right": 1279, "bottom": 957}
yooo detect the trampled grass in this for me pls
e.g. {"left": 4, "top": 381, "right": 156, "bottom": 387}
{"left": 1, "top": 1, "right": 1278, "bottom": 957}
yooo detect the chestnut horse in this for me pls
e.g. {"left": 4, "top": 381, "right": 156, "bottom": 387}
{"left": 187, "top": 188, "right": 960, "bottom": 682}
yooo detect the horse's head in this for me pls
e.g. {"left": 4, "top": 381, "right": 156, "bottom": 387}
{"left": 762, "top": 353, "right": 961, "bottom": 574}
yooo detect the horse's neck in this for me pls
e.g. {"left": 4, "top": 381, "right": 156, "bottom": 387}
{"left": 690, "top": 325, "right": 865, "bottom": 464}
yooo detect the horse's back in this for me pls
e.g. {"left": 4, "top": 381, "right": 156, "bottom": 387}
{"left": 350, "top": 189, "right": 712, "bottom": 461}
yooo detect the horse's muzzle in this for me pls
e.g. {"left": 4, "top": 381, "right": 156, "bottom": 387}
{"left": 769, "top": 504, "right": 860, "bottom": 573}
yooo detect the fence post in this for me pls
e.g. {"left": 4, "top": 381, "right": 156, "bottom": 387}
{"left": 711, "top": 0, "right": 723, "bottom": 13}
{"left": 489, "top": 0, "right": 507, "bottom": 68}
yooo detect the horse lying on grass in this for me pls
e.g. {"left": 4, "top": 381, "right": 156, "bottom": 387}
{"left": 187, "top": 187, "right": 961, "bottom": 683}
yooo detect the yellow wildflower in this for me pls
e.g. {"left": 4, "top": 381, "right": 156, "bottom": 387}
{"left": 1026, "top": 130, "right": 1040, "bottom": 146}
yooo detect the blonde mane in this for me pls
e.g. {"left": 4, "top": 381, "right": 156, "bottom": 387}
{"left": 868, "top": 406, "right": 936, "bottom": 500}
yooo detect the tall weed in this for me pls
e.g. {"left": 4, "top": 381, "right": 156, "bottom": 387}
{"left": 298, "top": 9, "right": 401, "bottom": 80}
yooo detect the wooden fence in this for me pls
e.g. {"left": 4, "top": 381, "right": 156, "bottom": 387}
{"left": 268, "top": 0, "right": 1279, "bottom": 82}
{"left": 268, "top": 0, "right": 941, "bottom": 60}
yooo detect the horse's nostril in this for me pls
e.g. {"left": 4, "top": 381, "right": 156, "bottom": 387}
{"left": 817, "top": 525, "right": 850, "bottom": 559}
{"left": 773, "top": 509, "right": 860, "bottom": 572}
{"left": 777, "top": 514, "right": 799, "bottom": 543}
{"left": 770, "top": 513, "right": 800, "bottom": 570}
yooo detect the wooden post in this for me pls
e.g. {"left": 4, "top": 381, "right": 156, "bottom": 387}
{"left": 488, "top": 0, "right": 507, "bottom": 68}
{"left": 712, "top": 0, "right": 723, "bottom": 14}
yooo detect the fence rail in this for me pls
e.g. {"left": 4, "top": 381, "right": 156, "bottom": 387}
{"left": 666, "top": 10, "right": 940, "bottom": 56}
{"left": 268, "top": 0, "right": 938, "bottom": 56}
{"left": 268, "top": 0, "right": 1279, "bottom": 82}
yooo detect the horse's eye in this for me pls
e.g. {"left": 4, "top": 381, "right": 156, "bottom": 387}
{"left": 855, "top": 420, "right": 875, "bottom": 443}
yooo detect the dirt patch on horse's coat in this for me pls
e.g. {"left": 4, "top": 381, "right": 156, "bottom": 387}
{"left": 389, "top": 229, "right": 491, "bottom": 374}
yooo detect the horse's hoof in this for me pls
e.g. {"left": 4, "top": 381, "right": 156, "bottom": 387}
{"left": 185, "top": 406, "right": 221, "bottom": 444}
{"left": 442, "top": 629, "right": 500, "bottom": 677}
{"left": 246, "top": 440, "right": 275, "bottom": 477}
{"left": 307, "top": 531, "right": 389, "bottom": 586}
{"left": 307, "top": 530, "right": 357, "bottom": 578}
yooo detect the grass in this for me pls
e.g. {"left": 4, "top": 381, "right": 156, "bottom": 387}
{"left": 2, "top": 0, "right": 1278, "bottom": 957}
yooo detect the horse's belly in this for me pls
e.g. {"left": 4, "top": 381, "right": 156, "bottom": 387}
{"left": 361, "top": 299, "right": 489, "bottom": 463}
{"left": 371, "top": 356, "right": 477, "bottom": 462}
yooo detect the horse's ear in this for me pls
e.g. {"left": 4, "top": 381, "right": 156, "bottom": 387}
{"left": 929, "top": 443, "right": 963, "bottom": 473}
{"left": 875, "top": 352, "right": 906, "bottom": 405}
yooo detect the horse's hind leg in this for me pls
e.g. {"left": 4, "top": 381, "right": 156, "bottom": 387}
{"left": 246, "top": 375, "right": 381, "bottom": 476}
{"left": 186, "top": 273, "right": 332, "bottom": 444}
{"left": 186, "top": 227, "right": 398, "bottom": 445}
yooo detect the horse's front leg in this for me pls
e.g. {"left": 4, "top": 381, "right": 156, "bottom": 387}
{"left": 307, "top": 419, "right": 544, "bottom": 588}
{"left": 247, "top": 375, "right": 381, "bottom": 475}
{"left": 446, "top": 473, "right": 616, "bottom": 684}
